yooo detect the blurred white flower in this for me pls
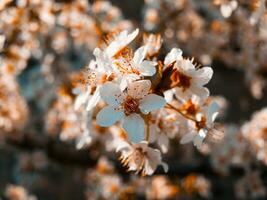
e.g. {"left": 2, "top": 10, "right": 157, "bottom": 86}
{"left": 149, "top": 109, "right": 179, "bottom": 153}
{"left": 220, "top": 0, "right": 238, "bottom": 18}
{"left": 116, "top": 141, "right": 168, "bottom": 175}
{"left": 180, "top": 102, "right": 219, "bottom": 148}
{"left": 106, "top": 29, "right": 139, "bottom": 58}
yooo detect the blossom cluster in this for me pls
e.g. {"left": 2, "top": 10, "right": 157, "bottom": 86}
{"left": 0, "top": 64, "right": 28, "bottom": 134}
{"left": 84, "top": 156, "right": 211, "bottom": 199}
{"left": 70, "top": 28, "right": 219, "bottom": 176}
{"left": 0, "top": 0, "right": 133, "bottom": 79}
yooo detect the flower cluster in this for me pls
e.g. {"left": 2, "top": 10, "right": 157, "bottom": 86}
{"left": 73, "top": 29, "right": 219, "bottom": 175}
{"left": 242, "top": 108, "right": 267, "bottom": 164}
{"left": 0, "top": 0, "right": 133, "bottom": 81}
{"left": 0, "top": 64, "right": 28, "bottom": 134}
{"left": 84, "top": 156, "right": 211, "bottom": 200}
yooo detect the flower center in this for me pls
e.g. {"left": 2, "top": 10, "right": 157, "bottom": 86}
{"left": 113, "top": 48, "right": 141, "bottom": 75}
{"left": 181, "top": 100, "right": 198, "bottom": 116}
{"left": 133, "top": 147, "right": 145, "bottom": 163}
{"left": 171, "top": 71, "right": 191, "bottom": 91}
{"left": 123, "top": 95, "right": 140, "bottom": 115}
{"left": 196, "top": 116, "right": 206, "bottom": 130}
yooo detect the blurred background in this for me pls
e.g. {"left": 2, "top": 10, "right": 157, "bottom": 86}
{"left": 1, "top": 0, "right": 267, "bottom": 199}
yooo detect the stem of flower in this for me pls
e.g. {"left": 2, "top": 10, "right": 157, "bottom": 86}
{"left": 165, "top": 103, "right": 197, "bottom": 122}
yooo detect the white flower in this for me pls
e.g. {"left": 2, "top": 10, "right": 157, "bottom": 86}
{"left": 106, "top": 29, "right": 139, "bottom": 58}
{"left": 149, "top": 109, "right": 179, "bottom": 153}
{"left": 164, "top": 48, "right": 213, "bottom": 101}
{"left": 75, "top": 111, "right": 94, "bottom": 149}
{"left": 250, "top": 0, "right": 266, "bottom": 25}
{"left": 220, "top": 0, "right": 238, "bottom": 18}
{"left": 76, "top": 60, "right": 109, "bottom": 111}
{"left": 175, "top": 60, "right": 213, "bottom": 101}
{"left": 116, "top": 141, "right": 168, "bottom": 175}
{"left": 93, "top": 29, "right": 156, "bottom": 90}
{"left": 115, "top": 45, "right": 157, "bottom": 90}
{"left": 143, "top": 33, "right": 162, "bottom": 57}
{"left": 96, "top": 80, "right": 166, "bottom": 143}
{"left": 92, "top": 29, "right": 139, "bottom": 71}
{"left": 93, "top": 47, "right": 114, "bottom": 73}
{"left": 180, "top": 102, "right": 219, "bottom": 148}
{"left": 164, "top": 47, "right": 183, "bottom": 67}
{"left": 86, "top": 86, "right": 101, "bottom": 111}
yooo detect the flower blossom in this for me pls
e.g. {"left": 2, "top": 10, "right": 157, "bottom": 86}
{"left": 149, "top": 109, "right": 179, "bottom": 153}
{"left": 96, "top": 80, "right": 166, "bottom": 143}
{"left": 164, "top": 48, "right": 213, "bottom": 101}
{"left": 113, "top": 45, "right": 157, "bottom": 90}
{"left": 116, "top": 141, "right": 168, "bottom": 176}
{"left": 180, "top": 102, "right": 220, "bottom": 148}
{"left": 84, "top": 29, "right": 157, "bottom": 111}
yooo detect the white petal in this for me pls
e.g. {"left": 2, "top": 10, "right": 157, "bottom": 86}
{"left": 148, "top": 124, "right": 158, "bottom": 143}
{"left": 139, "top": 94, "right": 166, "bottom": 114}
{"left": 86, "top": 86, "right": 101, "bottom": 111}
{"left": 199, "top": 129, "right": 207, "bottom": 138}
{"left": 161, "top": 162, "right": 169, "bottom": 172}
{"left": 194, "top": 67, "right": 213, "bottom": 86}
{"left": 116, "top": 140, "right": 131, "bottom": 152}
{"left": 144, "top": 148, "right": 160, "bottom": 175}
{"left": 174, "top": 88, "right": 191, "bottom": 102}
{"left": 125, "top": 28, "right": 139, "bottom": 44}
{"left": 119, "top": 74, "right": 140, "bottom": 91}
{"left": 106, "top": 29, "right": 139, "bottom": 57}
{"left": 207, "top": 102, "right": 220, "bottom": 122}
{"left": 133, "top": 45, "right": 147, "bottom": 64}
{"left": 93, "top": 48, "right": 110, "bottom": 72}
{"left": 164, "top": 48, "right": 183, "bottom": 66}
{"left": 180, "top": 132, "right": 194, "bottom": 144}
{"left": 100, "top": 82, "right": 123, "bottom": 106}
{"left": 179, "top": 59, "right": 195, "bottom": 72}
{"left": 163, "top": 89, "right": 175, "bottom": 103}
{"left": 122, "top": 114, "right": 145, "bottom": 143}
{"left": 74, "top": 91, "right": 89, "bottom": 110}
{"left": 220, "top": 4, "right": 233, "bottom": 18}
{"left": 76, "top": 130, "right": 92, "bottom": 149}
{"left": 139, "top": 61, "right": 157, "bottom": 76}
{"left": 127, "top": 80, "right": 151, "bottom": 99}
{"left": 193, "top": 130, "right": 206, "bottom": 148}
{"left": 158, "top": 133, "right": 169, "bottom": 153}
{"left": 190, "top": 86, "right": 210, "bottom": 100}
{"left": 96, "top": 106, "right": 124, "bottom": 127}
{"left": 196, "top": 113, "right": 203, "bottom": 122}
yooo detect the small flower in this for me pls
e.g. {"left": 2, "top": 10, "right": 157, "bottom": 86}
{"left": 116, "top": 141, "right": 168, "bottom": 175}
{"left": 164, "top": 48, "right": 183, "bottom": 67}
{"left": 96, "top": 80, "right": 166, "bottom": 143}
{"left": 114, "top": 46, "right": 157, "bottom": 90}
{"left": 149, "top": 109, "right": 179, "bottom": 153}
{"left": 180, "top": 102, "right": 219, "bottom": 148}
{"left": 143, "top": 33, "right": 162, "bottom": 58}
{"left": 76, "top": 60, "right": 112, "bottom": 111}
{"left": 106, "top": 29, "right": 139, "bottom": 58}
{"left": 164, "top": 48, "right": 213, "bottom": 101}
